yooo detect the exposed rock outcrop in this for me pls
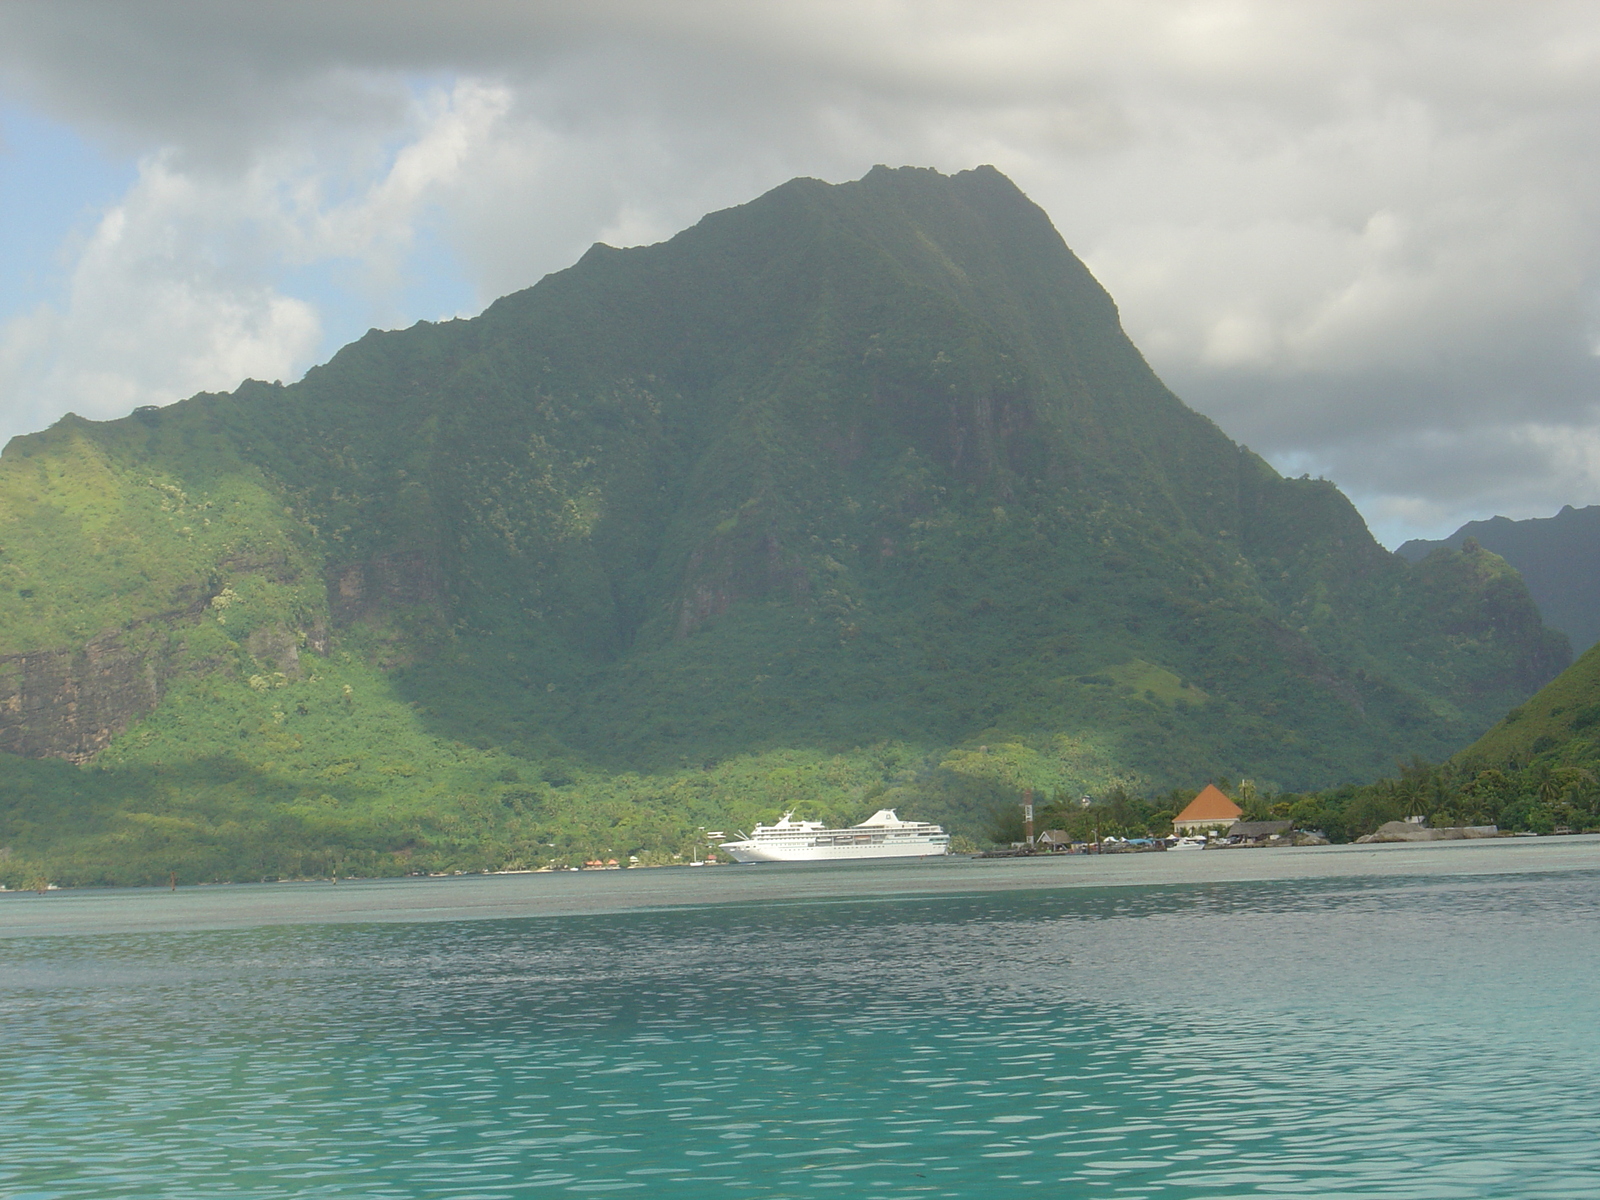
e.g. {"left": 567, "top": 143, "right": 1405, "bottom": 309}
{"left": 1356, "top": 821, "right": 1499, "bottom": 843}
{"left": 329, "top": 549, "right": 441, "bottom": 624}
{"left": 676, "top": 532, "right": 809, "bottom": 638}
{"left": 0, "top": 615, "right": 196, "bottom": 763}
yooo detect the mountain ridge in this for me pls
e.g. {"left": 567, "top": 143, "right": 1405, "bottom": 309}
{"left": 0, "top": 165, "right": 1570, "bottom": 884}
{"left": 1397, "top": 504, "right": 1600, "bottom": 652}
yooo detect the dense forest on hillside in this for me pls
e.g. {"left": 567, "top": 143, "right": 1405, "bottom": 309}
{"left": 1399, "top": 506, "right": 1600, "bottom": 653}
{"left": 1004, "top": 638, "right": 1600, "bottom": 846}
{"left": 984, "top": 763, "right": 1599, "bottom": 848}
{"left": 0, "top": 166, "right": 1572, "bottom": 887}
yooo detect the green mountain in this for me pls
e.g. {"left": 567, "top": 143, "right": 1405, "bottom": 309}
{"left": 1457, "top": 636, "right": 1600, "bottom": 771}
{"left": 1398, "top": 505, "right": 1600, "bottom": 653}
{"left": 1271, "top": 620, "right": 1600, "bottom": 843}
{"left": 0, "top": 165, "right": 1570, "bottom": 885}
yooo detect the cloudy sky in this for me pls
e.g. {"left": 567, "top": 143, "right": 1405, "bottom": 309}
{"left": 3, "top": 1, "right": 1600, "bottom": 546}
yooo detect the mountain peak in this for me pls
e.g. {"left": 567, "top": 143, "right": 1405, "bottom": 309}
{"left": 0, "top": 165, "right": 1571, "bottom": 883}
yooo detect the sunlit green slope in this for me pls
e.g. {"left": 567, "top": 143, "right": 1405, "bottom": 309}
{"left": 1457, "top": 633, "right": 1600, "bottom": 770}
{"left": 0, "top": 166, "right": 1570, "bottom": 884}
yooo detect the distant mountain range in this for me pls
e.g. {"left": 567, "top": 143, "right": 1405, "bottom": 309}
{"left": 1435, "top": 506, "right": 1600, "bottom": 788}
{"left": 0, "top": 165, "right": 1572, "bottom": 885}
{"left": 1398, "top": 506, "right": 1600, "bottom": 653}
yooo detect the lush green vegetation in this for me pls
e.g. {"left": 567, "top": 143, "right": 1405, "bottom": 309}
{"left": 1400, "top": 510, "right": 1600, "bottom": 654}
{"left": 989, "top": 758, "right": 1600, "bottom": 849}
{"left": 0, "top": 166, "right": 1573, "bottom": 888}
{"left": 1006, "top": 632, "right": 1600, "bottom": 843}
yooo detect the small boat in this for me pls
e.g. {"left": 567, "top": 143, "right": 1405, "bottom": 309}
{"left": 1167, "top": 836, "right": 1207, "bottom": 850}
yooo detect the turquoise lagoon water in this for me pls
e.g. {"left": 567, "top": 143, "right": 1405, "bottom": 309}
{"left": 4, "top": 869, "right": 1600, "bottom": 1198}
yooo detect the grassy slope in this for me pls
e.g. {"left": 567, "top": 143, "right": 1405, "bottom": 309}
{"left": 0, "top": 167, "right": 1571, "bottom": 885}
{"left": 1457, "top": 637, "right": 1600, "bottom": 768}
{"left": 1244, "top": 625, "right": 1600, "bottom": 843}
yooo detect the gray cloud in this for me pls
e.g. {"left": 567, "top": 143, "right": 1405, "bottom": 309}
{"left": 4, "top": 1, "right": 1600, "bottom": 543}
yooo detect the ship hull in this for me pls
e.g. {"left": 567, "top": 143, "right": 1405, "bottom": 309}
{"left": 721, "top": 808, "right": 949, "bottom": 863}
{"left": 721, "top": 839, "right": 949, "bottom": 863}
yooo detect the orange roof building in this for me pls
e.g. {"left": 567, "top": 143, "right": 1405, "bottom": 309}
{"left": 1173, "top": 785, "right": 1243, "bottom": 834}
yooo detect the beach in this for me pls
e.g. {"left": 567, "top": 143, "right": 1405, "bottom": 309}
{"left": 5, "top": 832, "right": 1598, "bottom": 937}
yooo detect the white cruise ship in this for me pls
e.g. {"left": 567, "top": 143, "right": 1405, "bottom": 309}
{"left": 720, "top": 809, "right": 949, "bottom": 863}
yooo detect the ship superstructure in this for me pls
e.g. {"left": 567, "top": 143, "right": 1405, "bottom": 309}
{"left": 719, "top": 809, "right": 949, "bottom": 863}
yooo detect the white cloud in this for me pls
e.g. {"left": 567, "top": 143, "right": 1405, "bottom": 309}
{"left": 1348, "top": 419, "right": 1600, "bottom": 549}
{"left": 0, "top": 78, "right": 514, "bottom": 439}
{"left": 1, "top": 155, "right": 323, "bottom": 435}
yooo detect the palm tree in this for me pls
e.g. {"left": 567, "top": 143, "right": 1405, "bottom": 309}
{"left": 1537, "top": 767, "right": 1563, "bottom": 808}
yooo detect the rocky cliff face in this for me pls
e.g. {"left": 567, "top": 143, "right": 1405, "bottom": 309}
{"left": 329, "top": 550, "right": 440, "bottom": 625}
{"left": 0, "top": 608, "right": 198, "bottom": 762}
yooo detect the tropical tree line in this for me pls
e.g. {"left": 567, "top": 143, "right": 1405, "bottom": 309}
{"left": 989, "top": 761, "right": 1600, "bottom": 844}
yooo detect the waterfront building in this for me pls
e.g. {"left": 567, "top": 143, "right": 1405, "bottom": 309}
{"left": 1225, "top": 819, "right": 1294, "bottom": 844}
{"left": 1173, "top": 785, "right": 1243, "bottom": 835}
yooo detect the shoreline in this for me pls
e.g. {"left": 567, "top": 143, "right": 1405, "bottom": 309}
{"left": 4, "top": 834, "right": 1599, "bottom": 939}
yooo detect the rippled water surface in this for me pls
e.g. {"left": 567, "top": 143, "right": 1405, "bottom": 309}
{"left": 5, "top": 871, "right": 1600, "bottom": 1198}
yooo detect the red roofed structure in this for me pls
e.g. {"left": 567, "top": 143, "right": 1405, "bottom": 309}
{"left": 1173, "top": 784, "right": 1242, "bottom": 834}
